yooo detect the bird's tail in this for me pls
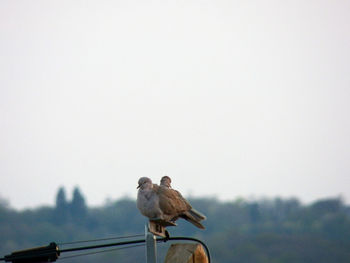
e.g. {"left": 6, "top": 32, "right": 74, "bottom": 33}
{"left": 182, "top": 213, "right": 205, "bottom": 229}
{"left": 189, "top": 208, "right": 206, "bottom": 221}
{"left": 181, "top": 208, "right": 206, "bottom": 229}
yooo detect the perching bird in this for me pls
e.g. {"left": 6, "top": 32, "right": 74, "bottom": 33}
{"left": 137, "top": 177, "right": 163, "bottom": 220}
{"left": 136, "top": 176, "right": 206, "bottom": 229}
{"left": 157, "top": 176, "right": 206, "bottom": 229}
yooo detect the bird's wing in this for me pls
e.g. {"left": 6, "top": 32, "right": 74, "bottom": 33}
{"left": 157, "top": 186, "right": 190, "bottom": 216}
{"left": 174, "top": 189, "right": 193, "bottom": 209}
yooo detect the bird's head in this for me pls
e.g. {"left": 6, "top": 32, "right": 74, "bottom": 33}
{"left": 137, "top": 177, "right": 153, "bottom": 189}
{"left": 160, "top": 175, "right": 172, "bottom": 188}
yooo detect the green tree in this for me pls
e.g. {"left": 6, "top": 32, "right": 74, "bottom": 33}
{"left": 70, "top": 187, "right": 87, "bottom": 222}
{"left": 54, "top": 187, "right": 69, "bottom": 224}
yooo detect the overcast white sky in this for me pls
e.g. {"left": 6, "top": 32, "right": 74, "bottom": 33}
{"left": 1, "top": 0, "right": 349, "bottom": 210}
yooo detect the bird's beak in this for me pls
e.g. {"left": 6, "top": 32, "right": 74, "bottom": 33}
{"left": 137, "top": 184, "right": 140, "bottom": 189}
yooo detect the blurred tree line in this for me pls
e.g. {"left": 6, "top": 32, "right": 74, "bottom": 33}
{"left": 1, "top": 188, "right": 350, "bottom": 263}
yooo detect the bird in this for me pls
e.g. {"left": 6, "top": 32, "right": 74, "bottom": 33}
{"left": 157, "top": 176, "right": 206, "bottom": 229}
{"left": 137, "top": 177, "right": 163, "bottom": 220}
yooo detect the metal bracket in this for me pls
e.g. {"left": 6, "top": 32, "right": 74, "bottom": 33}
{"left": 145, "top": 224, "right": 157, "bottom": 263}
{"left": 148, "top": 219, "right": 176, "bottom": 238}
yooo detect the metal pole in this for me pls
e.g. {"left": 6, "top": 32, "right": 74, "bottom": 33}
{"left": 145, "top": 223, "right": 157, "bottom": 263}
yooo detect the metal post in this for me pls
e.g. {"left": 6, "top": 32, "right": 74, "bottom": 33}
{"left": 145, "top": 223, "right": 157, "bottom": 263}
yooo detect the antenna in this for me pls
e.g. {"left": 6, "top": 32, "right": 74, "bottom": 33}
{"left": 3, "top": 242, "right": 59, "bottom": 263}
{"left": 1, "top": 222, "right": 211, "bottom": 263}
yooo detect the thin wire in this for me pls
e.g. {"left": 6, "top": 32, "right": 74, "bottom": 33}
{"left": 59, "top": 238, "right": 146, "bottom": 253}
{"left": 59, "top": 243, "right": 145, "bottom": 260}
{"left": 58, "top": 234, "right": 144, "bottom": 246}
{"left": 60, "top": 236, "right": 211, "bottom": 262}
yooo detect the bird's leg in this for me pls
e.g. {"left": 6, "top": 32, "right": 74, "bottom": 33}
{"left": 164, "top": 229, "right": 170, "bottom": 241}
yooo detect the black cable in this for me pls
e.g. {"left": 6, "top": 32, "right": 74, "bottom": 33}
{"left": 0, "top": 240, "right": 147, "bottom": 262}
{"left": 58, "top": 234, "right": 144, "bottom": 246}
